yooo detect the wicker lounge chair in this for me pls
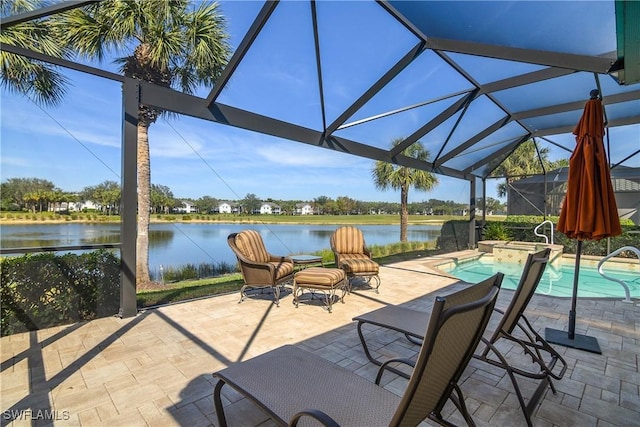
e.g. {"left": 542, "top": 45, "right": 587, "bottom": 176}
{"left": 330, "top": 226, "right": 380, "bottom": 292}
{"left": 227, "top": 230, "right": 295, "bottom": 306}
{"left": 353, "top": 248, "right": 567, "bottom": 427}
{"left": 213, "top": 273, "right": 502, "bottom": 427}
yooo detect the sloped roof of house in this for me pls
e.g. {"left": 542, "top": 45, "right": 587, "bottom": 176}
{"left": 509, "top": 165, "right": 640, "bottom": 186}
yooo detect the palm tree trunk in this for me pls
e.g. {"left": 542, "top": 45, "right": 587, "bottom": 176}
{"left": 136, "top": 122, "right": 152, "bottom": 284}
{"left": 400, "top": 186, "right": 408, "bottom": 242}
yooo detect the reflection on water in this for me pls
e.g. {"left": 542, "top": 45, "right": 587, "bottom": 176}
{"left": 148, "top": 229, "right": 175, "bottom": 249}
{"left": 308, "top": 230, "right": 334, "bottom": 238}
{"left": 1, "top": 222, "right": 441, "bottom": 269}
{"left": 1, "top": 224, "right": 175, "bottom": 248}
{"left": 79, "top": 233, "right": 121, "bottom": 245}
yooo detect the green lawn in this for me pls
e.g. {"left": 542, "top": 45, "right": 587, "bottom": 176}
{"left": 137, "top": 273, "right": 245, "bottom": 307}
{"left": 0, "top": 212, "right": 493, "bottom": 225}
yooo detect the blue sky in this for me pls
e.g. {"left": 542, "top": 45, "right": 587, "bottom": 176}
{"left": 1, "top": 1, "right": 636, "bottom": 205}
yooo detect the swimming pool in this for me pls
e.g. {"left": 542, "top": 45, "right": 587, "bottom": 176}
{"left": 441, "top": 257, "right": 640, "bottom": 299}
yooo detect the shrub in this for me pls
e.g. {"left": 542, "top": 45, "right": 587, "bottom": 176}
{"left": 311, "top": 248, "right": 335, "bottom": 266}
{"left": 496, "top": 217, "right": 639, "bottom": 257}
{"left": 482, "top": 222, "right": 512, "bottom": 241}
{"left": 504, "top": 215, "right": 560, "bottom": 224}
{"left": 0, "top": 250, "right": 120, "bottom": 336}
{"left": 438, "top": 217, "right": 639, "bottom": 257}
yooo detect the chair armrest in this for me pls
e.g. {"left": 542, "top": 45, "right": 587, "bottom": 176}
{"left": 363, "top": 245, "right": 372, "bottom": 258}
{"left": 243, "top": 261, "right": 276, "bottom": 272}
{"left": 290, "top": 409, "right": 340, "bottom": 427}
{"left": 233, "top": 253, "right": 276, "bottom": 272}
{"left": 331, "top": 251, "right": 341, "bottom": 266}
{"left": 233, "top": 255, "right": 278, "bottom": 286}
{"left": 232, "top": 251, "right": 281, "bottom": 273}
{"left": 375, "top": 357, "right": 415, "bottom": 384}
{"left": 268, "top": 254, "right": 293, "bottom": 263}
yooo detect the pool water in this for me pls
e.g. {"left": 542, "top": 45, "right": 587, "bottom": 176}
{"left": 442, "top": 258, "right": 640, "bottom": 299}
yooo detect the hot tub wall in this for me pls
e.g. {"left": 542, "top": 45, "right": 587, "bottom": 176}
{"left": 478, "top": 241, "right": 564, "bottom": 268}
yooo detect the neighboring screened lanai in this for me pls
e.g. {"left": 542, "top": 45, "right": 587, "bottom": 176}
{"left": 2, "top": 0, "right": 639, "bottom": 316}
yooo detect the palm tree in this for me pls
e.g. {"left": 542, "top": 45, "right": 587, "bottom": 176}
{"left": 492, "top": 140, "right": 547, "bottom": 197}
{"left": 0, "top": 0, "right": 70, "bottom": 106}
{"left": 59, "top": 0, "right": 230, "bottom": 283}
{"left": 372, "top": 138, "right": 438, "bottom": 242}
{"left": 491, "top": 140, "right": 568, "bottom": 197}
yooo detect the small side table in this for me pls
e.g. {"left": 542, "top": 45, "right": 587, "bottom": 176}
{"left": 290, "top": 254, "right": 324, "bottom": 269}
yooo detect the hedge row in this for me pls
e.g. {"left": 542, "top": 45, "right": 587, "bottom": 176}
{"left": 437, "top": 219, "right": 640, "bottom": 257}
{"left": 0, "top": 250, "right": 120, "bottom": 336}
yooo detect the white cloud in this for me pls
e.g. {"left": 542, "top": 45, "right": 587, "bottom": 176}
{"left": 1, "top": 94, "right": 121, "bottom": 148}
{"left": 255, "top": 140, "right": 367, "bottom": 169}
{"left": 0, "top": 156, "right": 31, "bottom": 168}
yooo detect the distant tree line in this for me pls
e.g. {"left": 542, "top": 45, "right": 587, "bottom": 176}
{"left": 0, "top": 177, "right": 506, "bottom": 216}
{"left": 0, "top": 178, "right": 74, "bottom": 214}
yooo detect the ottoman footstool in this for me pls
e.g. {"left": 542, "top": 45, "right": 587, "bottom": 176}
{"left": 293, "top": 267, "right": 348, "bottom": 313}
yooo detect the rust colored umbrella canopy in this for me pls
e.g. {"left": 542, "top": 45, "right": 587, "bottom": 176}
{"left": 548, "top": 97, "right": 622, "bottom": 353}
{"left": 556, "top": 98, "right": 622, "bottom": 240}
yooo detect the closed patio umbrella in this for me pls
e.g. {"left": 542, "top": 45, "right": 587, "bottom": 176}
{"left": 546, "top": 90, "right": 622, "bottom": 354}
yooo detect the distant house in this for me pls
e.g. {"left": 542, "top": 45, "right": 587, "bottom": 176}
{"left": 49, "top": 201, "right": 73, "bottom": 212}
{"left": 214, "top": 201, "right": 233, "bottom": 214}
{"left": 473, "top": 208, "right": 492, "bottom": 216}
{"left": 174, "top": 200, "right": 198, "bottom": 214}
{"left": 260, "top": 202, "right": 281, "bottom": 215}
{"left": 75, "top": 200, "right": 100, "bottom": 212}
{"left": 368, "top": 208, "right": 388, "bottom": 215}
{"left": 295, "top": 202, "right": 313, "bottom": 215}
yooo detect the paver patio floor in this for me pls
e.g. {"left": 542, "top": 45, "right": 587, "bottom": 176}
{"left": 2, "top": 252, "right": 638, "bottom": 426}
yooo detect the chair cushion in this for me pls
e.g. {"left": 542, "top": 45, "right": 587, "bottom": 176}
{"left": 271, "top": 261, "right": 294, "bottom": 280}
{"left": 333, "top": 226, "right": 365, "bottom": 254}
{"left": 294, "top": 267, "right": 345, "bottom": 287}
{"left": 340, "top": 255, "right": 379, "bottom": 274}
{"left": 235, "top": 230, "right": 269, "bottom": 263}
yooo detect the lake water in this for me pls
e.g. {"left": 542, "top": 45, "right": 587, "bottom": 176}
{"left": 0, "top": 223, "right": 441, "bottom": 270}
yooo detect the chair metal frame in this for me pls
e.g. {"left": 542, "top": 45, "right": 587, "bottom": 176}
{"left": 213, "top": 274, "right": 503, "bottom": 427}
{"left": 353, "top": 249, "right": 567, "bottom": 426}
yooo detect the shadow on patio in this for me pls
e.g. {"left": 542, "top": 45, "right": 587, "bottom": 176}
{"left": 1, "top": 254, "right": 638, "bottom": 426}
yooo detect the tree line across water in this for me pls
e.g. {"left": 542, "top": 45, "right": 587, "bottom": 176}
{"left": 0, "top": 176, "right": 507, "bottom": 217}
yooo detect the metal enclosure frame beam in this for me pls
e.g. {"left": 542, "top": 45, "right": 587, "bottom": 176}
{"left": 205, "top": 0, "right": 278, "bottom": 105}
{"left": 389, "top": 90, "right": 479, "bottom": 157}
{"left": 327, "top": 41, "right": 427, "bottom": 135}
{"left": 0, "top": 0, "right": 98, "bottom": 29}
{"left": 119, "top": 78, "right": 139, "bottom": 318}
{"left": 435, "top": 116, "right": 514, "bottom": 166}
{"left": 310, "top": 0, "right": 328, "bottom": 131}
{"left": 426, "top": 37, "right": 616, "bottom": 73}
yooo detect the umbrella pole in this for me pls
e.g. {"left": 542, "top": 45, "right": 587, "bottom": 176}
{"left": 568, "top": 240, "right": 581, "bottom": 339}
{"left": 546, "top": 240, "right": 602, "bottom": 354}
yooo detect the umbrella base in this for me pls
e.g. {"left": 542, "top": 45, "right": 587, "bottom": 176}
{"left": 545, "top": 328, "right": 602, "bottom": 354}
